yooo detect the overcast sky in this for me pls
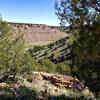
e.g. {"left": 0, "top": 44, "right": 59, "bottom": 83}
{"left": 0, "top": 0, "right": 60, "bottom": 26}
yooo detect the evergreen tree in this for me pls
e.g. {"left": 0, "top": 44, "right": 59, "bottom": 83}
{"left": 55, "top": 0, "right": 100, "bottom": 92}
{"left": 0, "top": 20, "right": 26, "bottom": 82}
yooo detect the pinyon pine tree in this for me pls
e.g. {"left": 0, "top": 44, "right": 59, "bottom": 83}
{"left": 0, "top": 19, "right": 27, "bottom": 82}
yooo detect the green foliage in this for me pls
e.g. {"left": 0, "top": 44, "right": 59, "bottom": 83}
{"left": 17, "top": 51, "right": 34, "bottom": 75}
{"left": 0, "top": 21, "right": 19, "bottom": 82}
{"left": 0, "top": 86, "right": 95, "bottom": 100}
{"left": 56, "top": 63, "right": 71, "bottom": 75}
{"left": 29, "top": 46, "right": 44, "bottom": 53}
{"left": 55, "top": 0, "right": 100, "bottom": 27}
{"left": 33, "top": 58, "right": 71, "bottom": 75}
{"left": 71, "top": 25, "right": 100, "bottom": 92}
{"left": 55, "top": 0, "right": 100, "bottom": 93}
{"left": 38, "top": 59, "right": 56, "bottom": 73}
{"left": 28, "top": 36, "right": 73, "bottom": 75}
{"left": 48, "top": 43, "right": 54, "bottom": 49}
{"left": 0, "top": 20, "right": 33, "bottom": 82}
{"left": 0, "top": 20, "right": 60, "bottom": 81}
{"left": 0, "top": 86, "right": 37, "bottom": 100}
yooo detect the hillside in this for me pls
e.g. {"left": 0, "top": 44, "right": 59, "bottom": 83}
{"left": 8, "top": 22, "right": 68, "bottom": 46}
{"left": 29, "top": 36, "right": 72, "bottom": 64}
{"left": 0, "top": 21, "right": 99, "bottom": 99}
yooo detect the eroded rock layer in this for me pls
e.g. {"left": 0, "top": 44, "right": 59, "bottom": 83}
{"left": 0, "top": 72, "right": 95, "bottom": 99}
{"left": 9, "top": 22, "right": 68, "bottom": 45}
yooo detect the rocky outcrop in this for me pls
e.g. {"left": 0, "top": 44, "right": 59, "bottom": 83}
{"left": 0, "top": 72, "right": 95, "bottom": 99}
{"left": 24, "top": 72, "right": 94, "bottom": 99}
{"left": 30, "top": 72, "right": 88, "bottom": 90}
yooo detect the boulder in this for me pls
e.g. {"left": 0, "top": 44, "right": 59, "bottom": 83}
{"left": 29, "top": 72, "right": 94, "bottom": 98}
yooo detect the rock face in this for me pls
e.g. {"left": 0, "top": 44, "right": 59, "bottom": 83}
{"left": 0, "top": 72, "right": 94, "bottom": 99}
{"left": 24, "top": 72, "right": 94, "bottom": 99}
{"left": 9, "top": 22, "right": 68, "bottom": 45}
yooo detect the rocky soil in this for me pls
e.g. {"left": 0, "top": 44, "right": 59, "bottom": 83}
{"left": 0, "top": 72, "right": 95, "bottom": 100}
{"left": 21, "top": 72, "right": 95, "bottom": 99}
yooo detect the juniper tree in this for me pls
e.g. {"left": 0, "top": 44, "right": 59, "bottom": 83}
{"left": 55, "top": 0, "right": 100, "bottom": 92}
{"left": 0, "top": 19, "right": 35, "bottom": 82}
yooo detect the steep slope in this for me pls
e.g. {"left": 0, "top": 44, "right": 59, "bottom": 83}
{"left": 9, "top": 22, "right": 68, "bottom": 46}
{"left": 29, "top": 36, "right": 72, "bottom": 64}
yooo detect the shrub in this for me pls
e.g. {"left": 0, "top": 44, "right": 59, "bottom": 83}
{"left": 38, "top": 59, "right": 56, "bottom": 73}
{"left": 0, "top": 21, "right": 25, "bottom": 82}
{"left": 56, "top": 63, "right": 71, "bottom": 75}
